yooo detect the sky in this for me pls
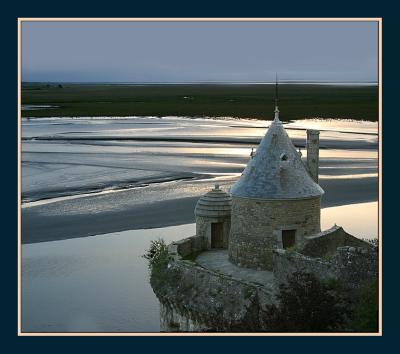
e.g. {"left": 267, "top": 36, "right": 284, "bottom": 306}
{"left": 21, "top": 21, "right": 379, "bottom": 83}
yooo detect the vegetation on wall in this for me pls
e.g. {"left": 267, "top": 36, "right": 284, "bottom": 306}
{"left": 143, "top": 239, "right": 182, "bottom": 300}
{"left": 349, "top": 278, "right": 379, "bottom": 332}
{"left": 143, "top": 238, "right": 170, "bottom": 276}
{"left": 262, "top": 271, "right": 349, "bottom": 332}
{"left": 144, "top": 241, "right": 379, "bottom": 333}
{"left": 262, "top": 271, "right": 379, "bottom": 333}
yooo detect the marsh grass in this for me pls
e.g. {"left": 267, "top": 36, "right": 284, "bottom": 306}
{"left": 21, "top": 83, "right": 378, "bottom": 121}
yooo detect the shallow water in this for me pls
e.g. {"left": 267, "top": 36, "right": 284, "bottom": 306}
{"left": 21, "top": 116, "right": 379, "bottom": 332}
{"left": 21, "top": 105, "right": 59, "bottom": 111}
{"left": 22, "top": 224, "right": 195, "bottom": 333}
{"left": 21, "top": 116, "right": 377, "bottom": 203}
{"left": 21, "top": 201, "right": 378, "bottom": 333}
{"left": 321, "top": 201, "right": 378, "bottom": 239}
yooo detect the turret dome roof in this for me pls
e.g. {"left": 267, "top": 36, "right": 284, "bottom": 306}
{"left": 195, "top": 185, "right": 232, "bottom": 218}
{"left": 230, "top": 115, "right": 324, "bottom": 200}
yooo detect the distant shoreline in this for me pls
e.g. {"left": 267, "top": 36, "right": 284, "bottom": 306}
{"left": 22, "top": 81, "right": 378, "bottom": 86}
{"left": 21, "top": 83, "right": 379, "bottom": 121}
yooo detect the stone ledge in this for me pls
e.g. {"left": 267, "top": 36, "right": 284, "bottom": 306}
{"left": 167, "top": 234, "right": 204, "bottom": 259}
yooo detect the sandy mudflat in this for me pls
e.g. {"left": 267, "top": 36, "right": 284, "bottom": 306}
{"left": 21, "top": 176, "right": 377, "bottom": 244}
{"left": 21, "top": 116, "right": 378, "bottom": 244}
{"left": 21, "top": 116, "right": 379, "bottom": 333}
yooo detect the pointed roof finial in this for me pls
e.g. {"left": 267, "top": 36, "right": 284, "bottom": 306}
{"left": 274, "top": 73, "right": 280, "bottom": 122}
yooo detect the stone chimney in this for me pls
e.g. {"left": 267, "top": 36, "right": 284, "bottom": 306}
{"left": 306, "top": 129, "right": 320, "bottom": 183}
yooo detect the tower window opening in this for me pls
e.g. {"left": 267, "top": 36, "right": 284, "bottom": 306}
{"left": 280, "top": 153, "right": 288, "bottom": 161}
{"left": 282, "top": 229, "right": 296, "bottom": 249}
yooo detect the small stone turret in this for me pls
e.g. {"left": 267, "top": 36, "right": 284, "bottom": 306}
{"left": 195, "top": 185, "right": 232, "bottom": 249}
{"left": 306, "top": 129, "right": 320, "bottom": 183}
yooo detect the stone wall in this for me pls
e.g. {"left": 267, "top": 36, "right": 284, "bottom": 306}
{"left": 333, "top": 246, "right": 379, "bottom": 290}
{"left": 301, "top": 225, "right": 368, "bottom": 258}
{"left": 160, "top": 303, "right": 212, "bottom": 332}
{"left": 154, "top": 259, "right": 276, "bottom": 332}
{"left": 273, "top": 249, "right": 337, "bottom": 285}
{"left": 229, "top": 196, "right": 321, "bottom": 270}
{"left": 153, "top": 236, "right": 277, "bottom": 332}
{"left": 153, "top": 232, "right": 378, "bottom": 332}
{"left": 167, "top": 234, "right": 206, "bottom": 258}
{"left": 273, "top": 243, "right": 378, "bottom": 290}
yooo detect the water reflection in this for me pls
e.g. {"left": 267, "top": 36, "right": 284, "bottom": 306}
{"left": 22, "top": 117, "right": 377, "bottom": 204}
{"left": 321, "top": 201, "right": 378, "bottom": 240}
{"left": 22, "top": 201, "right": 377, "bottom": 332}
{"left": 22, "top": 224, "right": 195, "bottom": 333}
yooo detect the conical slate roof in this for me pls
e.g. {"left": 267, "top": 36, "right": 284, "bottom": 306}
{"left": 230, "top": 113, "right": 324, "bottom": 200}
{"left": 195, "top": 184, "right": 232, "bottom": 217}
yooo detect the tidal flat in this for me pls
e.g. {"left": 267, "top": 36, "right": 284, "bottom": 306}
{"left": 21, "top": 115, "right": 378, "bottom": 332}
{"left": 21, "top": 116, "right": 378, "bottom": 243}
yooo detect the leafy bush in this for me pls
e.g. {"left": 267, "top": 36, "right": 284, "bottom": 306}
{"left": 143, "top": 238, "right": 170, "bottom": 274}
{"left": 262, "top": 271, "right": 349, "bottom": 332}
{"left": 362, "top": 238, "right": 379, "bottom": 249}
{"left": 349, "top": 277, "right": 378, "bottom": 332}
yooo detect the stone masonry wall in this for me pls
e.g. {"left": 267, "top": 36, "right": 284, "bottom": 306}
{"left": 153, "top": 235, "right": 277, "bottom": 332}
{"left": 273, "top": 244, "right": 378, "bottom": 290}
{"left": 167, "top": 234, "right": 206, "bottom": 258}
{"left": 160, "top": 302, "right": 212, "bottom": 332}
{"left": 154, "top": 234, "right": 377, "bottom": 332}
{"left": 301, "top": 225, "right": 368, "bottom": 258}
{"left": 333, "top": 246, "right": 379, "bottom": 290}
{"left": 154, "top": 258, "right": 276, "bottom": 332}
{"left": 272, "top": 249, "right": 337, "bottom": 285}
{"left": 229, "top": 196, "right": 321, "bottom": 270}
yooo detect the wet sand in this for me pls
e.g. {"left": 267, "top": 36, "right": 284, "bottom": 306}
{"left": 21, "top": 116, "right": 378, "bottom": 244}
{"left": 22, "top": 176, "right": 377, "bottom": 244}
{"left": 21, "top": 116, "right": 379, "bottom": 333}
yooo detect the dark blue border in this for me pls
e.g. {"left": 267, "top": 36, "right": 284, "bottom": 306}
{"left": 4, "top": 1, "right": 398, "bottom": 350}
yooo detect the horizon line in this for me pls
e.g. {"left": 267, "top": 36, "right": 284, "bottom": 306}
{"left": 21, "top": 80, "right": 379, "bottom": 85}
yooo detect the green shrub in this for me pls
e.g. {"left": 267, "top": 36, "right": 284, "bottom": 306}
{"left": 243, "top": 287, "right": 254, "bottom": 300}
{"left": 143, "top": 238, "right": 170, "bottom": 275}
{"left": 349, "top": 277, "right": 378, "bottom": 332}
{"left": 262, "top": 271, "right": 349, "bottom": 332}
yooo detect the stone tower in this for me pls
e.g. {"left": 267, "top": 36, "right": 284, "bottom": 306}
{"left": 195, "top": 185, "right": 232, "bottom": 249}
{"left": 228, "top": 104, "right": 324, "bottom": 271}
{"left": 306, "top": 129, "right": 320, "bottom": 183}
